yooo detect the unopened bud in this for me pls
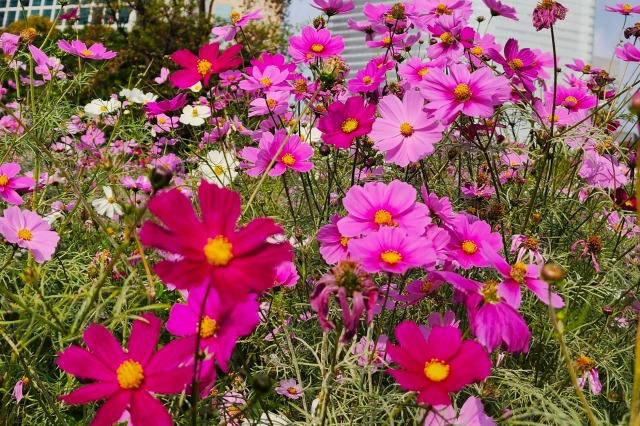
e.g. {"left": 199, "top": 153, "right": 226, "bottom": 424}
{"left": 150, "top": 166, "right": 173, "bottom": 192}
{"left": 541, "top": 263, "right": 564, "bottom": 282}
{"left": 319, "top": 144, "right": 331, "bottom": 156}
{"left": 631, "top": 91, "right": 640, "bottom": 115}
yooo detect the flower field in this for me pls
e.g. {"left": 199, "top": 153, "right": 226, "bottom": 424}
{"left": 1, "top": 0, "right": 640, "bottom": 425}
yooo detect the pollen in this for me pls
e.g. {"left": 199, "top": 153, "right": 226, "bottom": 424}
{"left": 374, "top": 209, "right": 393, "bottom": 226}
{"left": 481, "top": 279, "right": 501, "bottom": 304}
{"left": 586, "top": 235, "right": 602, "bottom": 254}
{"left": 17, "top": 228, "right": 33, "bottom": 241}
{"left": 381, "top": 249, "right": 402, "bottom": 264}
{"left": 461, "top": 240, "right": 478, "bottom": 254}
{"left": 0, "top": 174, "right": 8, "bottom": 186}
{"left": 259, "top": 77, "right": 272, "bottom": 87}
{"left": 564, "top": 96, "right": 578, "bottom": 105}
{"left": 420, "top": 280, "right": 433, "bottom": 293}
{"left": 203, "top": 235, "right": 233, "bottom": 266}
{"left": 439, "top": 32, "right": 455, "bottom": 45}
{"left": 197, "top": 59, "right": 213, "bottom": 76}
{"left": 341, "top": 118, "right": 359, "bottom": 134}
{"left": 435, "top": 3, "right": 452, "bottom": 15}
{"left": 453, "top": 84, "right": 472, "bottom": 102}
{"left": 198, "top": 316, "right": 218, "bottom": 339}
{"left": 508, "top": 58, "right": 524, "bottom": 70}
{"left": 229, "top": 10, "right": 241, "bottom": 23}
{"left": 311, "top": 43, "right": 325, "bottom": 53}
{"left": 266, "top": 98, "right": 277, "bottom": 108}
{"left": 100, "top": 105, "right": 108, "bottom": 112}
{"left": 287, "top": 387, "right": 298, "bottom": 394}
{"left": 213, "top": 165, "right": 224, "bottom": 176}
{"left": 281, "top": 153, "right": 296, "bottom": 166}
{"left": 107, "top": 196, "right": 115, "bottom": 203}
{"left": 340, "top": 236, "right": 350, "bottom": 247}
{"left": 510, "top": 262, "right": 527, "bottom": 283}
{"left": 382, "top": 36, "right": 392, "bottom": 45}
{"left": 418, "top": 67, "right": 429, "bottom": 76}
{"left": 470, "top": 46, "right": 483, "bottom": 56}
{"left": 623, "top": 4, "right": 632, "bottom": 12}
{"left": 363, "top": 76, "right": 373, "bottom": 85}
{"left": 116, "top": 360, "right": 144, "bottom": 390}
{"left": 424, "top": 359, "right": 450, "bottom": 382}
{"left": 80, "top": 49, "right": 93, "bottom": 56}
{"left": 399, "top": 122, "right": 414, "bottom": 136}
{"left": 547, "top": 114, "right": 559, "bottom": 123}
{"left": 524, "top": 236, "right": 538, "bottom": 250}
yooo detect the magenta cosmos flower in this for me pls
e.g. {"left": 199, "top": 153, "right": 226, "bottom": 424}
{"left": 317, "top": 97, "right": 376, "bottom": 149}
{"left": 245, "top": 130, "right": 314, "bottom": 177}
{"left": 605, "top": 3, "right": 640, "bottom": 14}
{"left": 57, "top": 39, "right": 116, "bottom": 60}
{"left": 482, "top": 0, "right": 518, "bottom": 20}
{"left": 347, "top": 61, "right": 387, "bottom": 93}
{"left": 0, "top": 206, "right": 59, "bottom": 263}
{"left": 444, "top": 214, "right": 503, "bottom": 270}
{"left": 489, "top": 38, "right": 538, "bottom": 92}
{"left": 166, "top": 286, "right": 260, "bottom": 372}
{"left": 337, "top": 180, "right": 430, "bottom": 238}
{"left": 139, "top": 180, "right": 292, "bottom": 302}
{"left": 348, "top": 227, "right": 432, "bottom": 274}
{"left": 0, "top": 162, "right": 35, "bottom": 205}
{"left": 616, "top": 42, "right": 640, "bottom": 62}
{"left": 311, "top": 0, "right": 354, "bottom": 16}
{"left": 288, "top": 26, "right": 344, "bottom": 63}
{"left": 371, "top": 90, "right": 444, "bottom": 167}
{"left": 317, "top": 214, "right": 350, "bottom": 264}
{"left": 387, "top": 321, "right": 491, "bottom": 406}
{"left": 170, "top": 43, "right": 243, "bottom": 89}
{"left": 532, "top": 0, "right": 568, "bottom": 31}
{"left": 57, "top": 313, "right": 193, "bottom": 426}
{"left": 421, "top": 64, "right": 510, "bottom": 125}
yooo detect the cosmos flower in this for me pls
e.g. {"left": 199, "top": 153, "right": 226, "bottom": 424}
{"left": 444, "top": 213, "right": 503, "bottom": 269}
{"left": 532, "top": 0, "right": 568, "bottom": 31}
{"left": 482, "top": 0, "right": 518, "bottom": 20}
{"left": 605, "top": 3, "right": 640, "bottom": 15}
{"left": 387, "top": 321, "right": 491, "bottom": 406}
{"left": 275, "top": 379, "right": 303, "bottom": 400}
{"left": 317, "top": 96, "right": 376, "bottom": 149}
{"left": 317, "top": 215, "right": 350, "bottom": 264}
{"left": 57, "top": 313, "right": 193, "bottom": 426}
{"left": 0, "top": 206, "right": 60, "bottom": 263}
{"left": 170, "top": 42, "right": 243, "bottom": 89}
{"left": 198, "top": 150, "right": 239, "bottom": 188}
{"left": 423, "top": 396, "right": 497, "bottom": 425}
{"left": 0, "top": 162, "right": 35, "bottom": 205}
{"left": 245, "top": 130, "right": 314, "bottom": 177}
{"left": 311, "top": 0, "right": 355, "bottom": 16}
{"left": 57, "top": 39, "right": 117, "bottom": 60}
{"left": 288, "top": 26, "right": 344, "bottom": 63}
{"left": 92, "top": 186, "right": 123, "bottom": 219}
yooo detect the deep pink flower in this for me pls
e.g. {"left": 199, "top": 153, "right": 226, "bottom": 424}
{"left": 0, "top": 33, "right": 19, "bottom": 56}
{"left": 387, "top": 321, "right": 491, "bottom": 406}
{"left": 424, "top": 396, "right": 497, "bottom": 425}
{"left": 566, "top": 58, "right": 601, "bottom": 74}
{"left": 605, "top": 3, "right": 640, "bottom": 15}
{"left": 0, "top": 163, "right": 35, "bottom": 205}
{"left": 337, "top": 180, "right": 431, "bottom": 237}
{"left": 238, "top": 64, "right": 291, "bottom": 92}
{"left": 482, "top": 0, "right": 518, "bottom": 20}
{"left": 317, "top": 214, "right": 350, "bottom": 264}
{"left": 59, "top": 6, "right": 79, "bottom": 20}
{"left": 57, "top": 39, "right": 116, "bottom": 60}
{"left": 426, "top": 15, "right": 475, "bottom": 63}
{"left": 616, "top": 42, "right": 640, "bottom": 62}
{"left": 483, "top": 250, "right": 565, "bottom": 308}
{"left": 398, "top": 57, "right": 442, "bottom": 86}
{"left": 170, "top": 43, "right": 243, "bottom": 89}
{"left": 311, "top": 0, "right": 355, "bottom": 16}
{"left": 489, "top": 38, "right": 538, "bottom": 92}
{"left": 29, "top": 45, "right": 65, "bottom": 80}
{"left": 444, "top": 214, "right": 503, "bottom": 269}
{"left": 546, "top": 85, "right": 596, "bottom": 112}
{"left": 144, "top": 93, "right": 188, "bottom": 116}
{"left": 0, "top": 206, "right": 59, "bottom": 263}
{"left": 421, "top": 64, "right": 510, "bottom": 125}
{"left": 245, "top": 130, "right": 314, "bottom": 177}
{"left": 139, "top": 180, "right": 292, "bottom": 302}
{"left": 317, "top": 97, "right": 376, "bottom": 149}
{"left": 532, "top": 0, "right": 568, "bottom": 31}
{"left": 288, "top": 26, "right": 344, "bottom": 63}
{"left": 347, "top": 60, "right": 387, "bottom": 93}
{"left": 57, "top": 313, "right": 193, "bottom": 426}
{"left": 371, "top": 90, "right": 444, "bottom": 167}
{"left": 348, "top": 227, "right": 432, "bottom": 274}
{"left": 166, "top": 286, "right": 259, "bottom": 372}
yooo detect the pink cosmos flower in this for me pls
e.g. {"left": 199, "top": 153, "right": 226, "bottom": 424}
{"left": 273, "top": 261, "right": 299, "bottom": 287}
{"left": 0, "top": 163, "right": 35, "bottom": 205}
{"left": 317, "top": 215, "right": 350, "bottom": 264}
{"left": 0, "top": 32, "right": 19, "bottom": 56}
{"left": 317, "top": 97, "right": 376, "bottom": 149}
{"left": 275, "top": 378, "right": 303, "bottom": 399}
{"left": 244, "top": 130, "right": 314, "bottom": 177}
{"left": 59, "top": 7, "right": 79, "bottom": 20}
{"left": 387, "top": 321, "right": 491, "bottom": 406}
{"left": 424, "top": 396, "right": 497, "bottom": 425}
{"left": 489, "top": 38, "right": 538, "bottom": 92}
{"left": 615, "top": 42, "right": 640, "bottom": 62}
{"left": 120, "top": 176, "right": 152, "bottom": 193}
{"left": 398, "top": 57, "right": 442, "bottom": 86}
{"left": 416, "top": 0, "right": 474, "bottom": 26}
{"left": 444, "top": 214, "right": 503, "bottom": 269}
{"left": 144, "top": 93, "right": 188, "bottom": 115}
{"left": 337, "top": 180, "right": 431, "bottom": 237}
{"left": 421, "top": 64, "right": 510, "bottom": 125}
{"left": 170, "top": 43, "right": 243, "bottom": 89}
{"left": 605, "top": 3, "right": 640, "bottom": 14}
{"left": 348, "top": 227, "right": 432, "bottom": 274}
{"left": 483, "top": 250, "right": 565, "bottom": 308}
{"left": 576, "top": 356, "right": 602, "bottom": 395}
{"left": 57, "top": 314, "right": 193, "bottom": 426}
{"left": 57, "top": 39, "right": 117, "bottom": 60}
{"left": 288, "top": 26, "right": 344, "bottom": 63}
{"left": 566, "top": 58, "right": 601, "bottom": 74}
{"left": 248, "top": 90, "right": 290, "bottom": 117}
{"left": 29, "top": 45, "right": 65, "bottom": 80}
{"left": 0, "top": 206, "right": 59, "bottom": 263}
{"left": 547, "top": 85, "right": 596, "bottom": 112}
{"left": 238, "top": 64, "right": 291, "bottom": 93}
{"left": 532, "top": 0, "right": 568, "bottom": 31}
{"left": 310, "top": 260, "right": 379, "bottom": 343}
{"left": 347, "top": 60, "right": 387, "bottom": 93}
{"left": 426, "top": 15, "right": 475, "bottom": 63}
{"left": 211, "top": 9, "right": 263, "bottom": 42}
{"left": 311, "top": 0, "right": 354, "bottom": 15}
{"left": 139, "top": 180, "right": 292, "bottom": 302}
{"left": 482, "top": 0, "right": 518, "bottom": 20}
{"left": 12, "top": 379, "right": 25, "bottom": 403}
{"left": 166, "top": 286, "right": 259, "bottom": 372}
{"left": 370, "top": 90, "right": 444, "bottom": 167}
{"left": 532, "top": 98, "right": 573, "bottom": 127}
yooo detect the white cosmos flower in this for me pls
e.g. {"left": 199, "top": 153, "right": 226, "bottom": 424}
{"left": 179, "top": 105, "right": 211, "bottom": 126}
{"left": 197, "top": 150, "right": 238, "bottom": 187}
{"left": 189, "top": 81, "right": 202, "bottom": 92}
{"left": 92, "top": 186, "right": 123, "bottom": 219}
{"left": 84, "top": 98, "right": 122, "bottom": 116}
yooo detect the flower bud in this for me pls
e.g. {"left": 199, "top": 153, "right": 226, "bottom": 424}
{"left": 541, "top": 263, "right": 564, "bottom": 282}
{"left": 150, "top": 166, "right": 173, "bottom": 192}
{"left": 252, "top": 373, "right": 273, "bottom": 393}
{"left": 630, "top": 91, "right": 640, "bottom": 115}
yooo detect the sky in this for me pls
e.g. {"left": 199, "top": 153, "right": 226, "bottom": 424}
{"left": 288, "top": 0, "right": 627, "bottom": 60}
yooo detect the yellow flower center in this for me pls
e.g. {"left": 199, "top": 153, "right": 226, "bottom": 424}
{"left": 481, "top": 279, "right": 501, "bottom": 303}
{"left": 623, "top": 4, "right": 632, "bottom": 12}
{"left": 100, "top": 105, "right": 108, "bottom": 112}
{"left": 547, "top": 114, "right": 559, "bottom": 123}
{"left": 435, "top": 3, "right": 452, "bottom": 15}
{"left": 418, "top": 67, "right": 429, "bottom": 76}
{"left": 439, "top": 32, "right": 455, "bottom": 45}
{"left": 192, "top": 108, "right": 201, "bottom": 117}
{"left": 363, "top": 76, "right": 373, "bottom": 85}
{"left": 420, "top": 280, "right": 433, "bottom": 293}
{"left": 340, "top": 236, "right": 350, "bottom": 247}
{"left": 80, "top": 49, "right": 93, "bottom": 56}
{"left": 374, "top": 209, "right": 393, "bottom": 225}
{"left": 524, "top": 236, "right": 538, "bottom": 250}
{"left": 281, "top": 153, "right": 296, "bottom": 166}
{"left": 564, "top": 96, "right": 578, "bottom": 105}
{"left": 311, "top": 43, "right": 325, "bottom": 53}
{"left": 229, "top": 10, "right": 241, "bottom": 23}
{"left": 424, "top": 359, "right": 450, "bottom": 382}
{"left": 197, "top": 59, "right": 212, "bottom": 76}
{"left": 382, "top": 36, "right": 391, "bottom": 45}
{"left": 107, "top": 196, "right": 115, "bottom": 203}
{"left": 17, "top": 228, "right": 32, "bottom": 241}
{"left": 381, "top": 250, "right": 402, "bottom": 264}
{"left": 399, "top": 122, "right": 413, "bottom": 136}
{"left": 116, "top": 360, "right": 144, "bottom": 390}
{"left": 510, "top": 261, "right": 527, "bottom": 283}
{"left": 453, "top": 84, "right": 472, "bottom": 102}
{"left": 266, "top": 98, "right": 277, "bottom": 108}
{"left": 198, "top": 316, "right": 218, "bottom": 339}
{"left": 461, "top": 240, "right": 478, "bottom": 254}
{"left": 341, "top": 118, "right": 359, "bottom": 134}
{"left": 287, "top": 387, "right": 298, "bottom": 394}
{"left": 203, "top": 235, "right": 233, "bottom": 266}
{"left": 508, "top": 58, "right": 523, "bottom": 70}
{"left": 259, "top": 77, "right": 272, "bottom": 86}
{"left": 0, "top": 174, "right": 8, "bottom": 186}
{"left": 576, "top": 355, "right": 596, "bottom": 371}
{"left": 213, "top": 165, "right": 224, "bottom": 176}
{"left": 470, "top": 46, "right": 483, "bottom": 56}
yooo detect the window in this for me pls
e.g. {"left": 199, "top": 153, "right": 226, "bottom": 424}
{"left": 32, "top": 0, "right": 41, "bottom": 6}
{"left": 6, "top": 11, "right": 15, "bottom": 25}
{"left": 44, "top": 0, "right": 53, "bottom": 6}
{"left": 9, "top": 0, "right": 18, "bottom": 7}
{"left": 0, "top": 0, "right": 7, "bottom": 7}
{"left": 30, "top": 9, "right": 40, "bottom": 15}
{"left": 0, "top": 12, "right": 5, "bottom": 27}
{"left": 78, "top": 7, "right": 89, "bottom": 24}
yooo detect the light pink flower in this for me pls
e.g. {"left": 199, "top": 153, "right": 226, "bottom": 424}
{"left": 0, "top": 206, "right": 60, "bottom": 263}
{"left": 57, "top": 39, "right": 117, "bottom": 60}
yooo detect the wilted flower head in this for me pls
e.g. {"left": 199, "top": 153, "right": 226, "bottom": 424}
{"left": 532, "top": 0, "right": 568, "bottom": 30}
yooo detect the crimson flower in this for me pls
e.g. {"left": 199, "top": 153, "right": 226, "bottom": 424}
{"left": 170, "top": 43, "right": 243, "bottom": 89}
{"left": 57, "top": 313, "right": 193, "bottom": 426}
{"left": 317, "top": 97, "right": 376, "bottom": 149}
